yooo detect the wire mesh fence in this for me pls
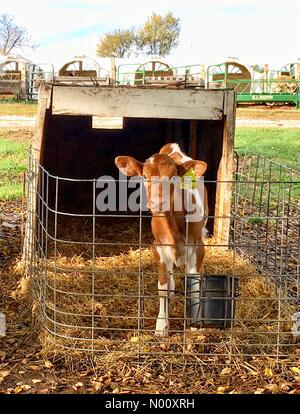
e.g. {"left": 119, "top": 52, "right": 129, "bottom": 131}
{"left": 24, "top": 150, "right": 300, "bottom": 366}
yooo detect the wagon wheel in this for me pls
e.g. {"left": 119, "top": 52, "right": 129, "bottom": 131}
{"left": 0, "top": 61, "right": 21, "bottom": 82}
{"left": 1, "top": 61, "right": 19, "bottom": 72}
{"left": 134, "top": 60, "right": 173, "bottom": 85}
{"left": 211, "top": 61, "right": 251, "bottom": 93}
{"left": 58, "top": 60, "right": 98, "bottom": 77}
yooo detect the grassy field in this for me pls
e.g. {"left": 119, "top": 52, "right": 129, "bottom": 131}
{"left": 0, "top": 130, "right": 28, "bottom": 200}
{"left": 236, "top": 127, "right": 300, "bottom": 170}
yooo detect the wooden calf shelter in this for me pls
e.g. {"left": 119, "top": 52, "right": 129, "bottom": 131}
{"left": 25, "top": 83, "right": 236, "bottom": 260}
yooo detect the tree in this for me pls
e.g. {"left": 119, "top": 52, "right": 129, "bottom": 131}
{"left": 251, "top": 64, "right": 265, "bottom": 74}
{"left": 136, "top": 12, "right": 180, "bottom": 57}
{"left": 0, "top": 14, "right": 34, "bottom": 55}
{"left": 96, "top": 28, "right": 135, "bottom": 58}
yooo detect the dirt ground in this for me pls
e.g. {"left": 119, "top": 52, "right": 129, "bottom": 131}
{"left": 236, "top": 106, "right": 300, "bottom": 120}
{"left": 0, "top": 124, "right": 300, "bottom": 394}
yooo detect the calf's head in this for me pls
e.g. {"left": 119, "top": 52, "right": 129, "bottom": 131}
{"left": 115, "top": 154, "right": 177, "bottom": 212}
{"left": 115, "top": 148, "right": 207, "bottom": 213}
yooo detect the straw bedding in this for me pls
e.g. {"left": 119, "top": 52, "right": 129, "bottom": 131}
{"left": 26, "top": 215, "right": 296, "bottom": 366}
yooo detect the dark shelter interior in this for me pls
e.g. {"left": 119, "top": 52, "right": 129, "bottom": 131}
{"left": 38, "top": 111, "right": 225, "bottom": 235}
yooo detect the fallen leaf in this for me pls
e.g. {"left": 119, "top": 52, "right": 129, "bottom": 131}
{"left": 130, "top": 336, "right": 139, "bottom": 343}
{"left": 28, "top": 365, "right": 40, "bottom": 371}
{"left": 280, "top": 382, "right": 290, "bottom": 391}
{"left": 92, "top": 381, "right": 102, "bottom": 391}
{"left": 264, "top": 367, "right": 273, "bottom": 377}
{"left": 79, "top": 371, "right": 89, "bottom": 377}
{"left": 21, "top": 385, "right": 32, "bottom": 391}
{"left": 160, "top": 343, "right": 168, "bottom": 350}
{"left": 75, "top": 382, "right": 83, "bottom": 387}
{"left": 220, "top": 367, "right": 232, "bottom": 376}
{"left": 289, "top": 388, "right": 300, "bottom": 394}
{"left": 32, "top": 379, "right": 42, "bottom": 384}
{"left": 291, "top": 367, "right": 300, "bottom": 375}
{"left": 197, "top": 335, "right": 206, "bottom": 342}
{"left": 44, "top": 360, "right": 53, "bottom": 369}
{"left": 0, "top": 370, "right": 11, "bottom": 378}
{"left": 266, "top": 384, "right": 280, "bottom": 393}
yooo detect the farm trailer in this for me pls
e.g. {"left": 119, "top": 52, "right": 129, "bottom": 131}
{"left": 207, "top": 62, "right": 300, "bottom": 108}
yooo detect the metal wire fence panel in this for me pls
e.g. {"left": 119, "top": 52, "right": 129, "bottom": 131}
{"left": 25, "top": 150, "right": 300, "bottom": 365}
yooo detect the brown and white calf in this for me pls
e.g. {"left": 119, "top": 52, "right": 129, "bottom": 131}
{"left": 115, "top": 143, "right": 208, "bottom": 336}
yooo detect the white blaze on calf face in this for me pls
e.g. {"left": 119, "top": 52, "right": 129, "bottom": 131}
{"left": 147, "top": 178, "right": 172, "bottom": 213}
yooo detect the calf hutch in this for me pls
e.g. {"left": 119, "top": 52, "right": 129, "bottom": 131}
{"left": 24, "top": 82, "right": 299, "bottom": 369}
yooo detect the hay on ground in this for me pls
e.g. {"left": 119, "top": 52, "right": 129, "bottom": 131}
{"left": 19, "top": 216, "right": 297, "bottom": 367}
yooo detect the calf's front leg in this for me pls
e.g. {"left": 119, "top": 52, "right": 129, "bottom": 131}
{"left": 154, "top": 257, "right": 175, "bottom": 337}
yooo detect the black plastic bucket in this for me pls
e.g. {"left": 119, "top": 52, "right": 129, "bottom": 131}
{"left": 186, "top": 275, "right": 239, "bottom": 329}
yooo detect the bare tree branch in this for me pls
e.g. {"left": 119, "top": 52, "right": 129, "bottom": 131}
{"left": 0, "top": 13, "right": 36, "bottom": 55}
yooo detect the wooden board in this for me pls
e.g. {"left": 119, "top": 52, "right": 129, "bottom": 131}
{"left": 52, "top": 86, "right": 224, "bottom": 120}
{"left": 23, "top": 82, "right": 51, "bottom": 260}
{"left": 213, "top": 90, "right": 236, "bottom": 245}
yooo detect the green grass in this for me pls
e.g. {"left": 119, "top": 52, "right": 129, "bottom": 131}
{"left": 0, "top": 127, "right": 299, "bottom": 202}
{"left": 0, "top": 133, "right": 27, "bottom": 200}
{"left": 235, "top": 128, "right": 300, "bottom": 170}
{"left": 235, "top": 128, "right": 300, "bottom": 202}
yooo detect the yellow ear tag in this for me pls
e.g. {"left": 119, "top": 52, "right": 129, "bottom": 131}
{"left": 181, "top": 168, "right": 197, "bottom": 190}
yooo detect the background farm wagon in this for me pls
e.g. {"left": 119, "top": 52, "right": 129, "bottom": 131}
{"left": 1, "top": 55, "right": 300, "bottom": 108}
{"left": 206, "top": 60, "right": 300, "bottom": 108}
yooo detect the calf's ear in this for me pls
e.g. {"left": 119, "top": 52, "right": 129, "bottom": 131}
{"left": 115, "top": 156, "right": 143, "bottom": 176}
{"left": 180, "top": 160, "right": 207, "bottom": 176}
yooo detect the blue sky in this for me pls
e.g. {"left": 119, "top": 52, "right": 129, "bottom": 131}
{"left": 1, "top": 0, "right": 299, "bottom": 71}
